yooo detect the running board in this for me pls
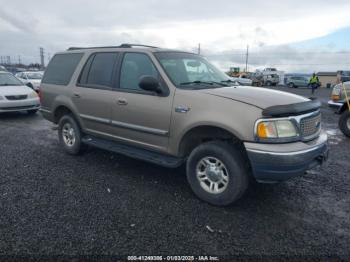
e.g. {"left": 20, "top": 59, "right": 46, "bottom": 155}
{"left": 82, "top": 135, "right": 184, "bottom": 168}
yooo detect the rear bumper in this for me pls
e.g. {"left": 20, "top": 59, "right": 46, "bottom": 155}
{"left": 244, "top": 132, "right": 328, "bottom": 183}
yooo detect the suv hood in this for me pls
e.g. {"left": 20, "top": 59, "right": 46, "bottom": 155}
{"left": 201, "top": 86, "right": 308, "bottom": 109}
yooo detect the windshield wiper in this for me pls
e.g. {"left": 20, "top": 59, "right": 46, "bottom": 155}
{"left": 180, "top": 80, "right": 228, "bottom": 87}
{"left": 221, "top": 79, "right": 238, "bottom": 83}
{"left": 180, "top": 80, "right": 214, "bottom": 86}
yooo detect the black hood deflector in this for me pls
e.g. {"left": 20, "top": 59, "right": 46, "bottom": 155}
{"left": 262, "top": 99, "right": 321, "bottom": 117}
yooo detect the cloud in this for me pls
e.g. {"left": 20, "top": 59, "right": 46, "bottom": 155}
{"left": 0, "top": 8, "right": 37, "bottom": 32}
{"left": 0, "top": 0, "right": 350, "bottom": 72}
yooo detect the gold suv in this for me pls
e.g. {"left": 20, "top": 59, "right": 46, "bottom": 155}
{"left": 40, "top": 44, "right": 328, "bottom": 206}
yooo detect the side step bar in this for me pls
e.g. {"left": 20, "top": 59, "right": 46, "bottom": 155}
{"left": 82, "top": 135, "right": 184, "bottom": 168}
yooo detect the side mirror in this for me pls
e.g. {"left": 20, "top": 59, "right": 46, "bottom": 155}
{"left": 139, "top": 75, "right": 162, "bottom": 94}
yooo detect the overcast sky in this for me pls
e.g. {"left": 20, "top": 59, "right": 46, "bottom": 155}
{"left": 1, "top": 0, "right": 350, "bottom": 73}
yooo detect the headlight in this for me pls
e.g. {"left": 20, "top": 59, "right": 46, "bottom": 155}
{"left": 256, "top": 119, "right": 298, "bottom": 141}
{"left": 28, "top": 91, "right": 38, "bottom": 98}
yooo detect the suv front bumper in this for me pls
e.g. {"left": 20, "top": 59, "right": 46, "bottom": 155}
{"left": 244, "top": 132, "right": 328, "bottom": 183}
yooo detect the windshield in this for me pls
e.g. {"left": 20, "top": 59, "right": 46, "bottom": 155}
{"left": 26, "top": 72, "right": 43, "bottom": 79}
{"left": 0, "top": 73, "right": 24, "bottom": 86}
{"left": 155, "top": 52, "right": 231, "bottom": 88}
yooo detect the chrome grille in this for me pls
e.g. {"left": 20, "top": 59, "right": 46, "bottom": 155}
{"left": 300, "top": 113, "right": 321, "bottom": 139}
{"left": 5, "top": 95, "right": 27, "bottom": 100}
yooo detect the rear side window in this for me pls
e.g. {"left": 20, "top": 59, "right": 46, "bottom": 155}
{"left": 78, "top": 52, "right": 118, "bottom": 88}
{"left": 42, "top": 53, "right": 83, "bottom": 85}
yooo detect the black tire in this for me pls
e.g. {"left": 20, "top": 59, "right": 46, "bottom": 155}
{"left": 27, "top": 109, "right": 38, "bottom": 115}
{"left": 186, "top": 141, "right": 249, "bottom": 206}
{"left": 288, "top": 83, "right": 294, "bottom": 88}
{"left": 266, "top": 81, "right": 272, "bottom": 86}
{"left": 339, "top": 110, "right": 350, "bottom": 137}
{"left": 58, "top": 114, "right": 85, "bottom": 155}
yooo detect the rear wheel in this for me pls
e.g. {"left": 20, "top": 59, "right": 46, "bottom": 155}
{"left": 58, "top": 114, "right": 85, "bottom": 155}
{"left": 339, "top": 110, "right": 350, "bottom": 137}
{"left": 186, "top": 141, "right": 249, "bottom": 206}
{"left": 288, "top": 83, "right": 294, "bottom": 88}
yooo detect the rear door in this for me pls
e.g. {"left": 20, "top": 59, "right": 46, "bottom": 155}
{"left": 72, "top": 52, "right": 119, "bottom": 135}
{"left": 109, "top": 52, "right": 174, "bottom": 153}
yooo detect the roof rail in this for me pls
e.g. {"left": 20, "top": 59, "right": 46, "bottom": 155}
{"left": 67, "top": 44, "right": 159, "bottom": 51}
{"left": 67, "top": 46, "right": 120, "bottom": 51}
{"left": 119, "top": 43, "right": 159, "bottom": 48}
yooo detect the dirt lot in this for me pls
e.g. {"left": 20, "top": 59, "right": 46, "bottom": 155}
{"left": 0, "top": 86, "right": 349, "bottom": 259}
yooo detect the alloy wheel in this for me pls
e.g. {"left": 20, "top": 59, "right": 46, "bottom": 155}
{"left": 196, "top": 156, "right": 229, "bottom": 194}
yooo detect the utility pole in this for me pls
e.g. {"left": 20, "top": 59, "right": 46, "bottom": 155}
{"left": 198, "top": 43, "right": 201, "bottom": 55}
{"left": 18, "top": 55, "right": 21, "bottom": 65}
{"left": 245, "top": 45, "right": 249, "bottom": 72}
{"left": 7, "top": 56, "right": 11, "bottom": 65}
{"left": 40, "top": 47, "right": 45, "bottom": 68}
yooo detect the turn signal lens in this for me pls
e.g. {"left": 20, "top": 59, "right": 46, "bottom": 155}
{"left": 331, "top": 95, "right": 340, "bottom": 101}
{"left": 257, "top": 122, "right": 267, "bottom": 138}
{"left": 257, "top": 122, "right": 278, "bottom": 138}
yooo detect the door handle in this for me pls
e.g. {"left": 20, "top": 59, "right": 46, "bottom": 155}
{"left": 73, "top": 93, "right": 81, "bottom": 98}
{"left": 117, "top": 98, "right": 128, "bottom": 105}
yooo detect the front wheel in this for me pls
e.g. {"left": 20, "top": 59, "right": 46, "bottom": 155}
{"left": 58, "top": 114, "right": 85, "bottom": 155}
{"left": 186, "top": 141, "right": 249, "bottom": 206}
{"left": 339, "top": 110, "right": 350, "bottom": 137}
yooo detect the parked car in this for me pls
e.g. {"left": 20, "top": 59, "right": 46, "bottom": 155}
{"left": 328, "top": 81, "right": 350, "bottom": 137}
{"left": 264, "top": 74, "right": 279, "bottom": 86}
{"left": 0, "top": 71, "right": 40, "bottom": 114}
{"left": 229, "top": 76, "right": 253, "bottom": 86}
{"left": 251, "top": 72, "right": 279, "bottom": 87}
{"left": 337, "top": 71, "right": 350, "bottom": 84}
{"left": 287, "top": 76, "right": 310, "bottom": 88}
{"left": 40, "top": 44, "right": 328, "bottom": 206}
{"left": 15, "top": 71, "right": 43, "bottom": 92}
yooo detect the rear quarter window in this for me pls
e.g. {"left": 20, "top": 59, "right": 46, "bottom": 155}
{"left": 42, "top": 53, "right": 83, "bottom": 85}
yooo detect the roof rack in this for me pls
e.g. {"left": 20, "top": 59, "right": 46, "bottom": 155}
{"left": 119, "top": 43, "right": 159, "bottom": 48}
{"left": 67, "top": 43, "right": 159, "bottom": 51}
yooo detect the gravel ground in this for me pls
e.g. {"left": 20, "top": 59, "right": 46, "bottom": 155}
{"left": 0, "top": 86, "right": 349, "bottom": 260}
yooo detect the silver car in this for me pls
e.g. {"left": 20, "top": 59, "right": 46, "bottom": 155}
{"left": 15, "top": 71, "right": 43, "bottom": 92}
{"left": 0, "top": 72, "right": 41, "bottom": 114}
